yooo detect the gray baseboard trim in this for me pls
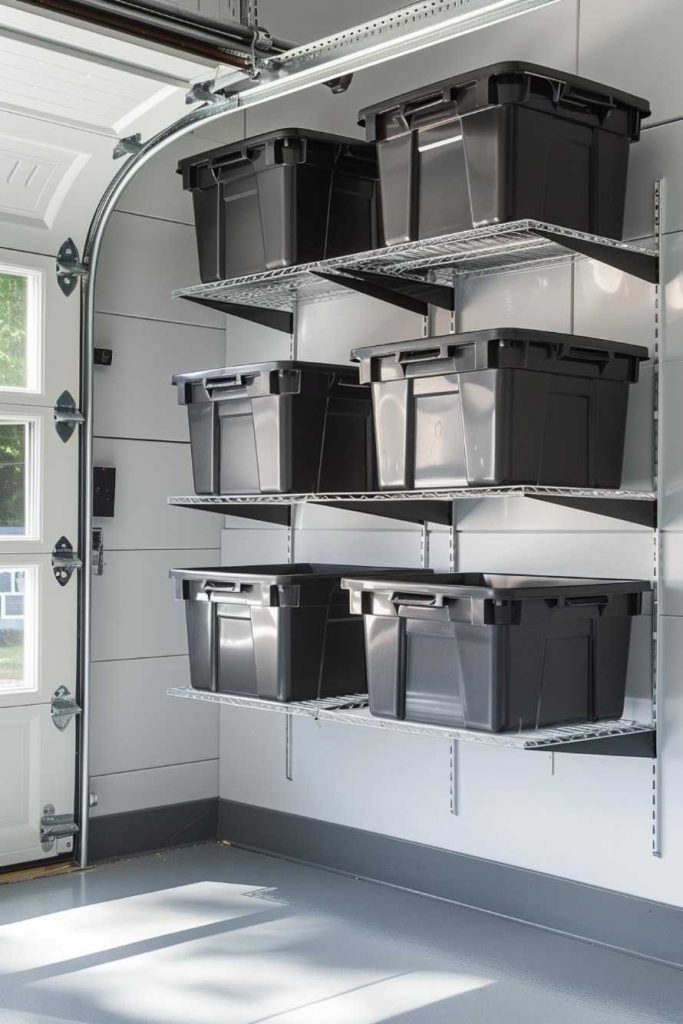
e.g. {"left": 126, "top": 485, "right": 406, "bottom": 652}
{"left": 90, "top": 798, "right": 218, "bottom": 862}
{"left": 219, "top": 798, "right": 683, "bottom": 968}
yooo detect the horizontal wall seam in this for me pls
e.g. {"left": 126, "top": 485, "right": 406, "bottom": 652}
{"left": 113, "top": 208, "right": 194, "bottom": 229}
{"left": 94, "top": 435, "right": 190, "bottom": 445}
{"left": 91, "top": 759, "right": 219, "bottom": 779}
{"left": 92, "top": 310, "right": 225, "bottom": 331}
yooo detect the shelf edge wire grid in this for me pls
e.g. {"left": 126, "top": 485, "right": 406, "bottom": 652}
{"left": 167, "top": 688, "right": 651, "bottom": 748}
{"left": 317, "top": 707, "right": 654, "bottom": 749}
{"left": 172, "top": 222, "right": 658, "bottom": 308}
{"left": 168, "top": 485, "right": 656, "bottom": 508}
{"left": 167, "top": 687, "right": 368, "bottom": 718}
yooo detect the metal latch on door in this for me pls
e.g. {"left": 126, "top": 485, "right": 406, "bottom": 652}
{"left": 51, "top": 686, "right": 81, "bottom": 732}
{"left": 54, "top": 390, "right": 84, "bottom": 442}
{"left": 40, "top": 804, "right": 79, "bottom": 852}
{"left": 52, "top": 536, "right": 82, "bottom": 586}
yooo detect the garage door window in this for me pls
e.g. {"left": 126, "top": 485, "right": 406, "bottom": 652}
{"left": 0, "top": 265, "right": 42, "bottom": 393}
{"left": 0, "top": 566, "right": 37, "bottom": 693}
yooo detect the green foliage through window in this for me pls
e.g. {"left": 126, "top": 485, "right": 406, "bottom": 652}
{"left": 0, "top": 423, "right": 25, "bottom": 533}
{"left": 0, "top": 271, "right": 28, "bottom": 389}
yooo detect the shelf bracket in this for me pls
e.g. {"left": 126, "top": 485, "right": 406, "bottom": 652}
{"left": 529, "top": 730, "right": 656, "bottom": 758}
{"left": 530, "top": 495, "right": 656, "bottom": 528}
{"left": 311, "top": 270, "right": 428, "bottom": 316}
{"left": 320, "top": 499, "right": 453, "bottom": 526}
{"left": 530, "top": 228, "right": 659, "bottom": 284}
{"left": 325, "top": 268, "right": 455, "bottom": 312}
{"left": 179, "top": 294, "right": 293, "bottom": 334}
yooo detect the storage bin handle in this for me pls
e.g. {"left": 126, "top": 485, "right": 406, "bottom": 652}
{"left": 390, "top": 591, "right": 444, "bottom": 608}
{"left": 396, "top": 346, "right": 445, "bottom": 365}
{"left": 559, "top": 344, "right": 614, "bottom": 368}
{"left": 203, "top": 581, "right": 249, "bottom": 596}
{"left": 205, "top": 374, "right": 257, "bottom": 399}
{"left": 564, "top": 595, "right": 609, "bottom": 607}
{"left": 210, "top": 146, "right": 260, "bottom": 179}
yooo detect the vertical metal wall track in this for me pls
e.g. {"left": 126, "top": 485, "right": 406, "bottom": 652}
{"left": 651, "top": 178, "right": 665, "bottom": 857}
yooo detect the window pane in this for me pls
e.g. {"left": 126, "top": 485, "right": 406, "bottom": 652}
{"left": 0, "top": 423, "right": 25, "bottom": 536}
{"left": 4, "top": 595, "right": 23, "bottom": 617}
{"left": 0, "top": 272, "right": 28, "bottom": 389}
{"left": 0, "top": 569, "right": 25, "bottom": 689}
{"left": 0, "top": 572, "right": 10, "bottom": 593}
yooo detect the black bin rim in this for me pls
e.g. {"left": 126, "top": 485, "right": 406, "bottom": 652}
{"left": 342, "top": 572, "right": 652, "bottom": 601}
{"left": 358, "top": 60, "right": 651, "bottom": 131}
{"left": 352, "top": 328, "right": 650, "bottom": 366}
{"left": 172, "top": 360, "right": 360, "bottom": 387}
{"left": 178, "top": 127, "right": 375, "bottom": 177}
{"left": 172, "top": 564, "right": 433, "bottom": 586}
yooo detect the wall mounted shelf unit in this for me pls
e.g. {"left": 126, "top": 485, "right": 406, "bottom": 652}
{"left": 168, "top": 487, "right": 657, "bottom": 528}
{"left": 168, "top": 182, "right": 664, "bottom": 849}
{"left": 173, "top": 220, "right": 659, "bottom": 332}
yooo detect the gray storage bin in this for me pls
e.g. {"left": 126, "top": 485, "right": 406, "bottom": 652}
{"left": 174, "top": 361, "right": 375, "bottom": 494}
{"left": 171, "top": 564, "right": 431, "bottom": 702}
{"left": 359, "top": 62, "right": 650, "bottom": 243}
{"left": 353, "top": 329, "right": 648, "bottom": 490}
{"left": 343, "top": 573, "right": 649, "bottom": 732}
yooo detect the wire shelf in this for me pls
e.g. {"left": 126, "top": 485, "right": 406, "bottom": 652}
{"left": 173, "top": 221, "right": 657, "bottom": 312}
{"left": 317, "top": 707, "right": 653, "bottom": 749}
{"left": 169, "top": 486, "right": 655, "bottom": 507}
{"left": 167, "top": 687, "right": 651, "bottom": 751}
{"left": 167, "top": 687, "right": 369, "bottom": 717}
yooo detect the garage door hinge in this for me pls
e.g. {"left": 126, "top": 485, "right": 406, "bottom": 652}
{"left": 52, "top": 536, "right": 82, "bottom": 586}
{"left": 41, "top": 804, "right": 79, "bottom": 850}
{"left": 56, "top": 238, "right": 88, "bottom": 296}
{"left": 113, "top": 133, "right": 144, "bottom": 159}
{"left": 54, "top": 390, "right": 84, "bottom": 442}
{"left": 51, "top": 686, "right": 81, "bottom": 732}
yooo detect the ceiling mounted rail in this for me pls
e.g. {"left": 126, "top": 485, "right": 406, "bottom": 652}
{"left": 10, "top": 0, "right": 294, "bottom": 68}
{"left": 208, "top": 0, "right": 562, "bottom": 100}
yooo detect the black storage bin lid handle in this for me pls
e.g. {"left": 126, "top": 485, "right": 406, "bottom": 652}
{"left": 209, "top": 146, "right": 261, "bottom": 180}
{"left": 204, "top": 374, "right": 256, "bottom": 400}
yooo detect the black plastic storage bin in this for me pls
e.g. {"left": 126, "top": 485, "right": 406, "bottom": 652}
{"left": 343, "top": 574, "right": 649, "bottom": 732}
{"left": 178, "top": 129, "right": 381, "bottom": 283}
{"left": 174, "top": 361, "right": 375, "bottom": 495}
{"left": 353, "top": 329, "right": 648, "bottom": 490}
{"left": 359, "top": 62, "right": 650, "bottom": 243}
{"left": 171, "top": 564, "right": 431, "bottom": 701}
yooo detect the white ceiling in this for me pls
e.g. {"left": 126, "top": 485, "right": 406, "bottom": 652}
{"left": 0, "top": 34, "right": 180, "bottom": 135}
{"left": 0, "top": 2, "right": 226, "bottom": 253}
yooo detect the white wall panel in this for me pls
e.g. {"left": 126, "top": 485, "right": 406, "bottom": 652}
{"left": 458, "top": 263, "right": 572, "bottom": 333}
{"left": 625, "top": 122, "right": 683, "bottom": 240}
{"left": 96, "top": 211, "right": 223, "bottom": 327}
{"left": 297, "top": 293, "right": 423, "bottom": 361}
{"left": 455, "top": 530, "right": 653, "bottom": 580}
{"left": 660, "top": 359, "right": 683, "bottom": 530}
{"left": 221, "top": 529, "right": 288, "bottom": 564}
{"left": 93, "top": 313, "right": 225, "bottom": 443}
{"left": 574, "top": 256, "right": 656, "bottom": 352}
{"left": 90, "top": 761, "right": 219, "bottom": 818}
{"left": 663, "top": 231, "right": 683, "bottom": 363}
{"left": 92, "top": 437, "right": 222, "bottom": 550}
{"left": 294, "top": 529, "right": 423, "bottom": 568}
{"left": 578, "top": 0, "right": 683, "bottom": 127}
{"left": 92, "top": 549, "right": 219, "bottom": 662}
{"left": 90, "top": 656, "right": 218, "bottom": 776}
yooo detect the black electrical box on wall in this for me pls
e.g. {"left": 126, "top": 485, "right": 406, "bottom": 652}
{"left": 93, "top": 467, "right": 116, "bottom": 517}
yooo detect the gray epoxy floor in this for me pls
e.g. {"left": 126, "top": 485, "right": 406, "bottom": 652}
{"left": 0, "top": 843, "right": 681, "bottom": 1024}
